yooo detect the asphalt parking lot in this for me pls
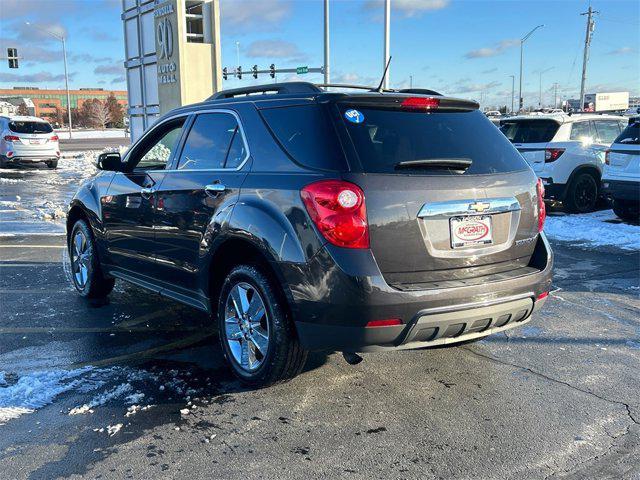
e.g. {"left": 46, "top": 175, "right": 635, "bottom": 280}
{"left": 1, "top": 152, "right": 639, "bottom": 479}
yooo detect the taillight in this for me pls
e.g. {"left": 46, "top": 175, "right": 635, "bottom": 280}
{"left": 537, "top": 291, "right": 549, "bottom": 301}
{"left": 50, "top": 135, "right": 59, "bottom": 142}
{"left": 366, "top": 318, "right": 402, "bottom": 328}
{"left": 604, "top": 150, "right": 610, "bottom": 165}
{"left": 544, "top": 148, "right": 565, "bottom": 162}
{"left": 401, "top": 97, "right": 440, "bottom": 111}
{"left": 301, "top": 180, "right": 369, "bottom": 249}
{"left": 536, "top": 178, "right": 546, "bottom": 232}
{"left": 4, "top": 135, "right": 19, "bottom": 142}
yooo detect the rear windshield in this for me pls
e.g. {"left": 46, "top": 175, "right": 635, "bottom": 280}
{"left": 341, "top": 108, "right": 528, "bottom": 175}
{"left": 9, "top": 121, "right": 53, "bottom": 134}
{"left": 260, "top": 104, "right": 346, "bottom": 171}
{"left": 613, "top": 122, "right": 639, "bottom": 145}
{"left": 499, "top": 119, "right": 559, "bottom": 143}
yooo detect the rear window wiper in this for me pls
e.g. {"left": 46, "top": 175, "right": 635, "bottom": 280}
{"left": 394, "top": 158, "right": 472, "bottom": 171}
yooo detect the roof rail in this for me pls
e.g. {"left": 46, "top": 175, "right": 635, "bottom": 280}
{"left": 208, "top": 82, "right": 322, "bottom": 100}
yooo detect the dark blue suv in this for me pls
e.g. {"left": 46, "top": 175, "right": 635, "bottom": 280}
{"left": 67, "top": 82, "right": 553, "bottom": 386}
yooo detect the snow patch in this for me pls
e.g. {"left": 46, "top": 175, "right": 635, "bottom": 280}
{"left": 545, "top": 210, "right": 640, "bottom": 251}
{"left": 55, "top": 129, "right": 127, "bottom": 139}
{"left": 106, "top": 423, "right": 123, "bottom": 436}
{"left": 0, "top": 367, "right": 92, "bottom": 425}
{"left": 68, "top": 383, "right": 133, "bottom": 415}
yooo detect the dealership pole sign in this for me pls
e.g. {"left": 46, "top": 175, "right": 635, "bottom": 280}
{"left": 155, "top": 1, "right": 178, "bottom": 85}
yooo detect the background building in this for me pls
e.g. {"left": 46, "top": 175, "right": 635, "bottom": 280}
{"left": 0, "top": 87, "right": 127, "bottom": 124}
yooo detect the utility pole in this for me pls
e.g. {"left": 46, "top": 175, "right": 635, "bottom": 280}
{"left": 509, "top": 75, "right": 515, "bottom": 113}
{"left": 553, "top": 82, "right": 559, "bottom": 108}
{"left": 383, "top": 0, "right": 390, "bottom": 89}
{"left": 409, "top": 75, "right": 413, "bottom": 88}
{"left": 519, "top": 24, "right": 544, "bottom": 111}
{"left": 539, "top": 67, "right": 553, "bottom": 107}
{"left": 579, "top": 6, "right": 598, "bottom": 111}
{"left": 323, "top": 0, "right": 330, "bottom": 86}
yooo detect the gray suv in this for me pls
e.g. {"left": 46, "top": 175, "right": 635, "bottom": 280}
{"left": 67, "top": 82, "right": 553, "bottom": 385}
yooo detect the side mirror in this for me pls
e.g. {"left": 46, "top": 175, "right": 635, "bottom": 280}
{"left": 97, "top": 152, "right": 123, "bottom": 171}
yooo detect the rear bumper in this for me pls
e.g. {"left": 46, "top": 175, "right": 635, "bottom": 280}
{"left": 602, "top": 179, "right": 640, "bottom": 203}
{"left": 1, "top": 154, "right": 58, "bottom": 164}
{"left": 282, "top": 234, "right": 553, "bottom": 352}
{"left": 540, "top": 178, "right": 566, "bottom": 200}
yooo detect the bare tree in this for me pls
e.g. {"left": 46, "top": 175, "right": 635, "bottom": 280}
{"left": 88, "top": 99, "right": 112, "bottom": 130}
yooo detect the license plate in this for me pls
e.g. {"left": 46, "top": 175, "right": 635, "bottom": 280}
{"left": 450, "top": 215, "right": 493, "bottom": 248}
{"left": 29, "top": 139, "right": 42, "bottom": 144}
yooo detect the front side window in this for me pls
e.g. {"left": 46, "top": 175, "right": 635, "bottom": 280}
{"left": 177, "top": 113, "right": 242, "bottom": 170}
{"left": 131, "top": 119, "right": 185, "bottom": 170}
{"left": 593, "top": 120, "right": 622, "bottom": 145}
{"left": 569, "top": 121, "right": 592, "bottom": 142}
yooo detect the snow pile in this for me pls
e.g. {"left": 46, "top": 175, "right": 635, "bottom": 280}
{"left": 33, "top": 201, "right": 66, "bottom": 221}
{"left": 545, "top": 210, "right": 640, "bottom": 251}
{"left": 68, "top": 383, "right": 133, "bottom": 415}
{"left": 0, "top": 367, "right": 92, "bottom": 424}
{"left": 55, "top": 129, "right": 128, "bottom": 140}
{"left": 106, "top": 423, "right": 123, "bottom": 436}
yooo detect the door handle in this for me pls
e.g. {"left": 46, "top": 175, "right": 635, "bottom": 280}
{"left": 205, "top": 184, "right": 227, "bottom": 196}
{"left": 140, "top": 187, "right": 156, "bottom": 199}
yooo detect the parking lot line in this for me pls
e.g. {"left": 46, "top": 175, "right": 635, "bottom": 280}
{"left": 69, "top": 331, "right": 214, "bottom": 368}
{"left": 0, "top": 245, "right": 65, "bottom": 248}
{"left": 0, "top": 326, "right": 212, "bottom": 334}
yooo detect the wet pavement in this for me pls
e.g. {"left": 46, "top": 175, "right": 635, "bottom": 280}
{"left": 0, "top": 156, "right": 639, "bottom": 479}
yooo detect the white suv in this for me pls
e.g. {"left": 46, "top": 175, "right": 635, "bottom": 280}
{"left": 0, "top": 116, "right": 60, "bottom": 169}
{"left": 602, "top": 120, "right": 639, "bottom": 221}
{"left": 500, "top": 114, "right": 627, "bottom": 212}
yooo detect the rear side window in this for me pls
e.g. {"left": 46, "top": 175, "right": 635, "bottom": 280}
{"left": 569, "top": 121, "right": 593, "bottom": 141}
{"left": 342, "top": 108, "right": 528, "bottom": 175}
{"left": 260, "top": 104, "right": 346, "bottom": 170}
{"left": 178, "top": 113, "right": 243, "bottom": 170}
{"left": 499, "top": 119, "right": 559, "bottom": 143}
{"left": 9, "top": 121, "right": 53, "bottom": 134}
{"left": 614, "top": 122, "right": 639, "bottom": 145}
{"left": 593, "top": 120, "right": 622, "bottom": 144}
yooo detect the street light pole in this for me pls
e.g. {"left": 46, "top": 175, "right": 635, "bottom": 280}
{"left": 509, "top": 75, "right": 515, "bottom": 113}
{"left": 538, "top": 67, "right": 553, "bottom": 107}
{"left": 518, "top": 24, "right": 544, "bottom": 112}
{"left": 27, "top": 23, "right": 73, "bottom": 139}
{"left": 61, "top": 37, "right": 72, "bottom": 139}
{"left": 323, "top": 0, "right": 330, "bottom": 86}
{"left": 383, "top": 0, "right": 390, "bottom": 89}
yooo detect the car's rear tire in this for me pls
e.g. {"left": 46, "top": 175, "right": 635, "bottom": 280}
{"left": 564, "top": 172, "right": 598, "bottom": 213}
{"left": 217, "top": 264, "right": 307, "bottom": 387}
{"left": 46, "top": 160, "right": 58, "bottom": 169}
{"left": 69, "top": 219, "right": 115, "bottom": 298}
{"left": 613, "top": 199, "right": 639, "bottom": 223}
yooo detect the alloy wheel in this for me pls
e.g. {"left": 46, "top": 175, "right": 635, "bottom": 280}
{"left": 223, "top": 282, "right": 269, "bottom": 372}
{"left": 71, "top": 230, "right": 90, "bottom": 289}
{"left": 574, "top": 176, "right": 596, "bottom": 211}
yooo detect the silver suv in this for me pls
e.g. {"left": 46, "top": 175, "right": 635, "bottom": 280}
{"left": 0, "top": 116, "right": 60, "bottom": 169}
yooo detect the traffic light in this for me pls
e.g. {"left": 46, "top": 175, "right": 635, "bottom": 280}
{"left": 270, "top": 64, "right": 275, "bottom": 79}
{"left": 252, "top": 65, "right": 258, "bottom": 79}
{"left": 222, "top": 67, "right": 228, "bottom": 81}
{"left": 7, "top": 48, "right": 18, "bottom": 69}
{"left": 236, "top": 66, "right": 242, "bottom": 80}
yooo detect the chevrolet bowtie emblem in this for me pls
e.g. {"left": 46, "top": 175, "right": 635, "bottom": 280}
{"left": 469, "top": 201, "right": 490, "bottom": 213}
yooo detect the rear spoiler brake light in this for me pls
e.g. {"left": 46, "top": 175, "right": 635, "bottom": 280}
{"left": 335, "top": 95, "right": 478, "bottom": 112}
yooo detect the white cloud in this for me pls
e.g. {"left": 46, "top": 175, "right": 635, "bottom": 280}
{"left": 364, "top": 0, "right": 450, "bottom": 18}
{"left": 607, "top": 46, "right": 634, "bottom": 55}
{"left": 465, "top": 39, "right": 519, "bottom": 59}
{"left": 245, "top": 40, "right": 307, "bottom": 62}
{"left": 221, "top": 0, "right": 292, "bottom": 30}
{"left": 0, "top": 71, "right": 76, "bottom": 83}
{"left": 449, "top": 80, "right": 502, "bottom": 94}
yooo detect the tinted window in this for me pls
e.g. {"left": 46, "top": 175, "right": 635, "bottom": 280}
{"left": 9, "top": 121, "right": 53, "bottom": 134}
{"left": 133, "top": 120, "right": 184, "bottom": 170}
{"left": 593, "top": 120, "right": 622, "bottom": 144}
{"left": 569, "top": 121, "right": 593, "bottom": 141}
{"left": 613, "top": 122, "right": 639, "bottom": 145}
{"left": 260, "top": 104, "right": 346, "bottom": 170}
{"left": 178, "top": 113, "right": 238, "bottom": 170}
{"left": 225, "top": 127, "right": 247, "bottom": 168}
{"left": 500, "top": 119, "right": 560, "bottom": 143}
{"left": 343, "top": 108, "right": 528, "bottom": 175}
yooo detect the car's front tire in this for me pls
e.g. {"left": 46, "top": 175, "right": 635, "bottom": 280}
{"left": 564, "top": 172, "right": 598, "bottom": 213}
{"left": 68, "top": 219, "right": 115, "bottom": 298}
{"left": 217, "top": 264, "right": 307, "bottom": 387}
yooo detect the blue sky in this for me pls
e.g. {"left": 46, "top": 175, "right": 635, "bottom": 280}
{"left": 0, "top": 0, "right": 638, "bottom": 108}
